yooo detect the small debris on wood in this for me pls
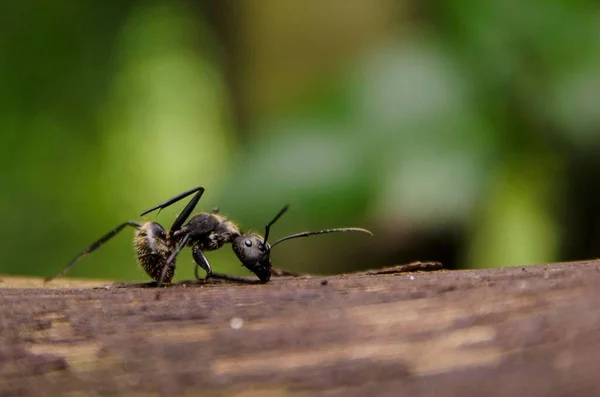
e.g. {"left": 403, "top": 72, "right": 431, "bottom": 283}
{"left": 358, "top": 261, "right": 444, "bottom": 275}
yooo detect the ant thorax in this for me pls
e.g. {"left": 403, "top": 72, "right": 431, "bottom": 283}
{"left": 207, "top": 219, "right": 241, "bottom": 249}
{"left": 173, "top": 213, "right": 241, "bottom": 252}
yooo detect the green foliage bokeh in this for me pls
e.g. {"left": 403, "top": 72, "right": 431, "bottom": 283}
{"left": 2, "top": 0, "right": 600, "bottom": 281}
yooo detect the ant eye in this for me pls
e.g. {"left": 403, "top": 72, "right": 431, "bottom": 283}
{"left": 244, "top": 240, "right": 252, "bottom": 247}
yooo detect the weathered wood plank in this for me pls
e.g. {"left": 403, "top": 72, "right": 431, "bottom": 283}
{"left": 1, "top": 260, "right": 600, "bottom": 396}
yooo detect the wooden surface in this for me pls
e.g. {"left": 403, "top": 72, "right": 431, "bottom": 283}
{"left": 2, "top": 260, "right": 600, "bottom": 396}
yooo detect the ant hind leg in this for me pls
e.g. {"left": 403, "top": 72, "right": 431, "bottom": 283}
{"left": 45, "top": 221, "right": 142, "bottom": 283}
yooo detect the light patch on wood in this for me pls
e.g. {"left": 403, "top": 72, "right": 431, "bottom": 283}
{"left": 212, "top": 325, "right": 503, "bottom": 377}
{"left": 412, "top": 326, "right": 500, "bottom": 375}
{"left": 34, "top": 312, "right": 66, "bottom": 321}
{"left": 66, "top": 393, "right": 163, "bottom": 397}
{"left": 30, "top": 319, "right": 79, "bottom": 342}
{"left": 235, "top": 301, "right": 267, "bottom": 308}
{"left": 363, "top": 285, "right": 388, "bottom": 292}
{"left": 218, "top": 387, "right": 299, "bottom": 397}
{"left": 145, "top": 325, "right": 212, "bottom": 343}
{"left": 475, "top": 296, "right": 538, "bottom": 314}
{"left": 0, "top": 275, "right": 111, "bottom": 289}
{"left": 238, "top": 299, "right": 456, "bottom": 334}
{"left": 348, "top": 296, "right": 540, "bottom": 334}
{"left": 553, "top": 350, "right": 574, "bottom": 370}
{"left": 27, "top": 342, "right": 105, "bottom": 373}
{"left": 348, "top": 302, "right": 466, "bottom": 332}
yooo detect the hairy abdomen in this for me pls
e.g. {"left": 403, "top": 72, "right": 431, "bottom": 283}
{"left": 134, "top": 229, "right": 175, "bottom": 283}
{"left": 137, "top": 252, "right": 175, "bottom": 283}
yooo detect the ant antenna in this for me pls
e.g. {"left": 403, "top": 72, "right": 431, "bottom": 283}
{"left": 263, "top": 205, "right": 290, "bottom": 246}
{"left": 271, "top": 228, "right": 373, "bottom": 248}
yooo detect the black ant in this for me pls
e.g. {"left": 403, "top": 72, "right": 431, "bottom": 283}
{"left": 139, "top": 187, "right": 374, "bottom": 284}
{"left": 45, "top": 186, "right": 208, "bottom": 287}
{"left": 46, "top": 185, "right": 373, "bottom": 288}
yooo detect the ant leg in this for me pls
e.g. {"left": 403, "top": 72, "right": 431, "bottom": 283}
{"left": 192, "top": 246, "right": 212, "bottom": 280}
{"left": 210, "top": 272, "right": 263, "bottom": 284}
{"left": 140, "top": 186, "right": 204, "bottom": 216}
{"left": 139, "top": 186, "right": 205, "bottom": 229}
{"left": 156, "top": 234, "right": 190, "bottom": 288}
{"left": 169, "top": 188, "right": 204, "bottom": 232}
{"left": 45, "top": 221, "right": 142, "bottom": 283}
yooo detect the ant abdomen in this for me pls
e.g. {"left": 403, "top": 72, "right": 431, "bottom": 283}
{"left": 135, "top": 222, "right": 176, "bottom": 283}
{"left": 46, "top": 186, "right": 208, "bottom": 288}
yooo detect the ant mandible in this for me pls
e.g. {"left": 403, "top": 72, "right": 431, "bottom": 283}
{"left": 140, "top": 187, "right": 374, "bottom": 284}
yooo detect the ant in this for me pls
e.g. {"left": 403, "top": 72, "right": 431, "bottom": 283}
{"left": 45, "top": 186, "right": 208, "bottom": 288}
{"left": 139, "top": 187, "right": 373, "bottom": 284}
{"left": 46, "top": 185, "right": 373, "bottom": 288}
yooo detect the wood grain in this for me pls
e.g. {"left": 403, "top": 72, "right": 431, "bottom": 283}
{"left": 2, "top": 260, "right": 600, "bottom": 396}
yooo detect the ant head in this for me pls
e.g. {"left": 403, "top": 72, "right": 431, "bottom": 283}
{"left": 232, "top": 233, "right": 272, "bottom": 283}
{"left": 231, "top": 205, "right": 289, "bottom": 283}
{"left": 231, "top": 204, "right": 374, "bottom": 283}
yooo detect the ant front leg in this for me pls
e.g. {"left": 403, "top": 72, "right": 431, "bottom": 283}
{"left": 139, "top": 186, "right": 205, "bottom": 233}
{"left": 192, "top": 246, "right": 212, "bottom": 280}
{"left": 210, "top": 272, "right": 263, "bottom": 284}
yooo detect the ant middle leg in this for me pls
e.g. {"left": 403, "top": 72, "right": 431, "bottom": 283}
{"left": 192, "top": 246, "right": 212, "bottom": 280}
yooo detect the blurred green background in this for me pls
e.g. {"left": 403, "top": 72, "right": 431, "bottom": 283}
{"left": 2, "top": 0, "right": 600, "bottom": 281}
